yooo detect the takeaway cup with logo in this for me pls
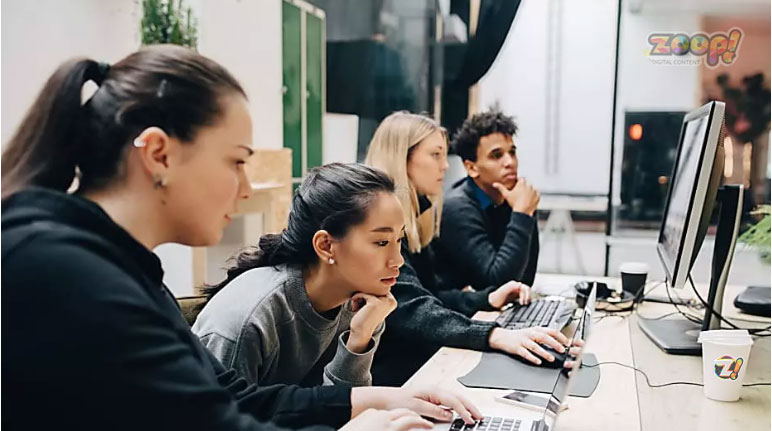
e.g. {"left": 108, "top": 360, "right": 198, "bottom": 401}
{"left": 698, "top": 330, "right": 753, "bottom": 401}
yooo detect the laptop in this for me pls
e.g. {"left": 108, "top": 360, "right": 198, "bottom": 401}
{"left": 439, "top": 285, "right": 596, "bottom": 431}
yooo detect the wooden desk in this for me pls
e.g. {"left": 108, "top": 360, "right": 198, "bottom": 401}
{"left": 406, "top": 274, "right": 770, "bottom": 431}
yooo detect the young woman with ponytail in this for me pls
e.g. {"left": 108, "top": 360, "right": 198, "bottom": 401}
{"left": 1, "top": 46, "right": 480, "bottom": 431}
{"left": 194, "top": 163, "right": 402, "bottom": 387}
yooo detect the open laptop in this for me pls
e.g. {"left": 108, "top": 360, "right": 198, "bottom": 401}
{"left": 439, "top": 285, "right": 596, "bottom": 431}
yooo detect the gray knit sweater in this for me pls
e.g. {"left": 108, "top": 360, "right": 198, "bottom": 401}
{"left": 193, "top": 265, "right": 383, "bottom": 387}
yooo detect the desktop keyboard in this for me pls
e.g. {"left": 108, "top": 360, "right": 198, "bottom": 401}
{"left": 495, "top": 299, "right": 574, "bottom": 330}
{"left": 448, "top": 416, "right": 547, "bottom": 431}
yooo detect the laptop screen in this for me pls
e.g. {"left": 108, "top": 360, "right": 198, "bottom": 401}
{"left": 538, "top": 285, "right": 597, "bottom": 429}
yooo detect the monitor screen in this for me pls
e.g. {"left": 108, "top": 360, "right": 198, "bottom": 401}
{"left": 659, "top": 114, "right": 709, "bottom": 278}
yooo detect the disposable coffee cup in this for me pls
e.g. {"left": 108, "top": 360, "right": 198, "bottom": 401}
{"left": 698, "top": 330, "right": 753, "bottom": 402}
{"left": 619, "top": 262, "right": 648, "bottom": 302}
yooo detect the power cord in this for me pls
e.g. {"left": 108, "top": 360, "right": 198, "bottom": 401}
{"left": 583, "top": 361, "right": 771, "bottom": 389}
{"left": 663, "top": 280, "right": 703, "bottom": 324}
{"left": 686, "top": 275, "right": 771, "bottom": 336}
{"left": 593, "top": 313, "right": 630, "bottom": 323}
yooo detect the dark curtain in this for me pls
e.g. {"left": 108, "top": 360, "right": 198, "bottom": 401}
{"left": 442, "top": 0, "right": 522, "bottom": 139}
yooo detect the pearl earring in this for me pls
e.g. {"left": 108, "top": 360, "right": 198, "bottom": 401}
{"left": 328, "top": 257, "right": 335, "bottom": 265}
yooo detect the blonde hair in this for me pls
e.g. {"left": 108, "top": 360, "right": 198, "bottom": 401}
{"left": 365, "top": 111, "right": 446, "bottom": 253}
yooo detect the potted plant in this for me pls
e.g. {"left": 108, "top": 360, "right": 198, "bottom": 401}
{"left": 739, "top": 205, "right": 771, "bottom": 262}
{"left": 141, "top": 0, "right": 198, "bottom": 48}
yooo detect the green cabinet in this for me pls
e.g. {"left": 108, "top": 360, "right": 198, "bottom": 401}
{"left": 282, "top": 0, "right": 325, "bottom": 187}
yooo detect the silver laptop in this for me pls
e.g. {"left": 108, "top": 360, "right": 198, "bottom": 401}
{"left": 441, "top": 285, "right": 596, "bottom": 431}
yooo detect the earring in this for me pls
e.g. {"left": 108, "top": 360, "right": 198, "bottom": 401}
{"left": 328, "top": 257, "right": 335, "bottom": 265}
{"left": 152, "top": 173, "right": 168, "bottom": 189}
{"left": 133, "top": 137, "right": 146, "bottom": 148}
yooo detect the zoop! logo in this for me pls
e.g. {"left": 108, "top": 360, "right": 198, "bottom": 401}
{"left": 646, "top": 28, "right": 742, "bottom": 68}
{"left": 714, "top": 355, "right": 744, "bottom": 380}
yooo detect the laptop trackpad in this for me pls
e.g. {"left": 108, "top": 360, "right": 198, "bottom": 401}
{"left": 457, "top": 352, "right": 600, "bottom": 398}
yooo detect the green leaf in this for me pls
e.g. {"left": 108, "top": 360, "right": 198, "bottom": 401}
{"left": 140, "top": 0, "right": 197, "bottom": 49}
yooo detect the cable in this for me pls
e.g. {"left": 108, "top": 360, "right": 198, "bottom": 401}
{"left": 638, "top": 311, "right": 679, "bottom": 321}
{"left": 641, "top": 280, "right": 666, "bottom": 299}
{"left": 583, "top": 361, "right": 771, "bottom": 388}
{"left": 686, "top": 275, "right": 771, "bottom": 336}
{"left": 593, "top": 312, "right": 630, "bottom": 323}
{"left": 664, "top": 279, "right": 703, "bottom": 324}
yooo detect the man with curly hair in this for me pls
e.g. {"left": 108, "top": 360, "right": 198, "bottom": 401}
{"left": 435, "top": 109, "right": 541, "bottom": 293}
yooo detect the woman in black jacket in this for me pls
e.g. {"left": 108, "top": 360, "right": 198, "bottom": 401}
{"left": 1, "top": 45, "right": 480, "bottom": 431}
{"left": 364, "top": 112, "right": 570, "bottom": 385}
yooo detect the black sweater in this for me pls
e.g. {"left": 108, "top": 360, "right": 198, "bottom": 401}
{"left": 435, "top": 178, "right": 539, "bottom": 290}
{"left": 371, "top": 197, "right": 499, "bottom": 386}
{"left": 1, "top": 188, "right": 350, "bottom": 431}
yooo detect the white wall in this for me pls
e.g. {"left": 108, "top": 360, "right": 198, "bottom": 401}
{"left": 196, "top": 0, "right": 284, "bottom": 151}
{"left": 479, "top": 0, "right": 618, "bottom": 196}
{"left": 2, "top": 0, "right": 285, "bottom": 296}
{"left": 611, "top": 3, "right": 701, "bottom": 207}
{"left": 162, "top": 0, "right": 285, "bottom": 295}
{"left": 1, "top": 0, "right": 141, "bottom": 146}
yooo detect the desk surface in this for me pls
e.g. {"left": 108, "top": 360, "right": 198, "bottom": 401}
{"left": 405, "top": 274, "right": 770, "bottom": 431}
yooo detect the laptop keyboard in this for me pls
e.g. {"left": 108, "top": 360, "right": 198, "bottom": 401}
{"left": 448, "top": 417, "right": 547, "bottom": 431}
{"left": 449, "top": 416, "right": 520, "bottom": 431}
{"left": 495, "top": 299, "right": 570, "bottom": 329}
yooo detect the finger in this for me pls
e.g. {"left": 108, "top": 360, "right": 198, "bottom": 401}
{"left": 540, "top": 328, "right": 570, "bottom": 346}
{"left": 390, "top": 414, "right": 433, "bottom": 430}
{"left": 452, "top": 392, "right": 483, "bottom": 421}
{"left": 526, "top": 339, "right": 555, "bottom": 362}
{"left": 533, "top": 329, "right": 566, "bottom": 353}
{"left": 350, "top": 292, "right": 377, "bottom": 311}
{"left": 518, "top": 346, "right": 542, "bottom": 365}
{"left": 568, "top": 346, "right": 583, "bottom": 357}
{"left": 520, "top": 285, "right": 531, "bottom": 305}
{"left": 413, "top": 391, "right": 475, "bottom": 424}
{"left": 388, "top": 408, "right": 420, "bottom": 420}
{"left": 564, "top": 359, "right": 580, "bottom": 370}
{"left": 492, "top": 182, "right": 507, "bottom": 193}
{"left": 409, "top": 399, "right": 455, "bottom": 423}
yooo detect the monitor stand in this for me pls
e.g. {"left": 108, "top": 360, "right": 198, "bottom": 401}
{"left": 638, "top": 185, "right": 743, "bottom": 355}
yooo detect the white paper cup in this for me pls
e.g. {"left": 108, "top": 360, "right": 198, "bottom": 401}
{"left": 698, "top": 330, "right": 753, "bottom": 402}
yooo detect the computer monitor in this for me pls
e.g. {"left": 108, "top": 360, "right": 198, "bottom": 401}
{"left": 639, "top": 101, "right": 744, "bottom": 355}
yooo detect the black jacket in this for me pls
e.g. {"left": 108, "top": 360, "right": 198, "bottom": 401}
{"left": 435, "top": 178, "right": 539, "bottom": 289}
{"left": 371, "top": 196, "right": 498, "bottom": 386}
{"left": 1, "top": 188, "right": 350, "bottom": 431}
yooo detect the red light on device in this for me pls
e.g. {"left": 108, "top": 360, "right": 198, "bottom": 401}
{"left": 629, "top": 124, "right": 643, "bottom": 141}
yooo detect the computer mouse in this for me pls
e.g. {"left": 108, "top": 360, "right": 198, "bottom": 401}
{"left": 511, "top": 344, "right": 568, "bottom": 369}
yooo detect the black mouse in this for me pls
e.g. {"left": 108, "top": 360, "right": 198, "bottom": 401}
{"left": 512, "top": 344, "right": 568, "bottom": 369}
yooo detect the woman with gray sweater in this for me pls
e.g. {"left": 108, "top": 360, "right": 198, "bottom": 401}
{"left": 194, "top": 163, "right": 405, "bottom": 388}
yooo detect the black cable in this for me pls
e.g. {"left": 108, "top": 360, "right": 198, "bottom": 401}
{"left": 593, "top": 312, "right": 630, "bottom": 323}
{"left": 640, "top": 311, "right": 679, "bottom": 321}
{"left": 583, "top": 361, "right": 771, "bottom": 388}
{"left": 686, "top": 275, "right": 771, "bottom": 336}
{"left": 664, "top": 280, "right": 703, "bottom": 324}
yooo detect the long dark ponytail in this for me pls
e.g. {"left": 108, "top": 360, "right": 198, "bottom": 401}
{"left": 202, "top": 162, "right": 396, "bottom": 301}
{"left": 2, "top": 45, "right": 246, "bottom": 199}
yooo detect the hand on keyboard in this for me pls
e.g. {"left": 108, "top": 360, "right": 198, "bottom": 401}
{"left": 489, "top": 281, "right": 532, "bottom": 309}
{"left": 488, "top": 327, "right": 570, "bottom": 365}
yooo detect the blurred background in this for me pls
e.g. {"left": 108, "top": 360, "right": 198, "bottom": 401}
{"left": 3, "top": 0, "right": 769, "bottom": 296}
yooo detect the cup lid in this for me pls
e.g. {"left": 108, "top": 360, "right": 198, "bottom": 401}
{"left": 698, "top": 329, "right": 753, "bottom": 345}
{"left": 619, "top": 262, "right": 649, "bottom": 274}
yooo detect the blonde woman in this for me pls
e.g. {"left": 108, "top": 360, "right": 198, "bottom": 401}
{"left": 365, "top": 111, "right": 569, "bottom": 385}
